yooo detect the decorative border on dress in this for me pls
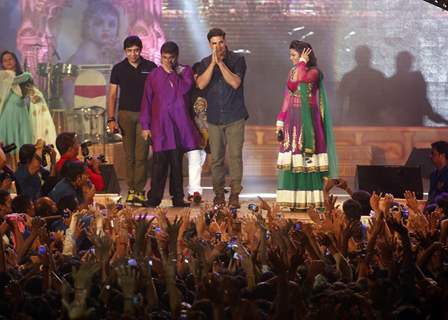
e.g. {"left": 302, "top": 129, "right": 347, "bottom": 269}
{"left": 277, "top": 152, "right": 329, "bottom": 172}
{"left": 276, "top": 189, "right": 324, "bottom": 208}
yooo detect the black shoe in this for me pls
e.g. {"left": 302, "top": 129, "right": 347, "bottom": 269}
{"left": 173, "top": 199, "right": 190, "bottom": 207}
{"left": 143, "top": 199, "right": 160, "bottom": 208}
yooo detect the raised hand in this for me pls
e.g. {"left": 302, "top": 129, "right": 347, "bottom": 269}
{"left": 306, "top": 205, "right": 321, "bottom": 225}
{"left": 90, "top": 233, "right": 114, "bottom": 263}
{"left": 154, "top": 208, "right": 168, "bottom": 233}
{"left": 336, "top": 178, "right": 349, "bottom": 191}
{"left": 166, "top": 216, "right": 183, "bottom": 242}
{"left": 404, "top": 190, "right": 419, "bottom": 213}
{"left": 116, "top": 264, "right": 138, "bottom": 299}
{"left": 323, "top": 177, "right": 339, "bottom": 193}
{"left": 369, "top": 191, "right": 382, "bottom": 214}
{"left": 30, "top": 216, "right": 46, "bottom": 235}
{"left": 236, "top": 245, "right": 256, "bottom": 289}
{"left": 258, "top": 196, "right": 272, "bottom": 212}
{"left": 132, "top": 214, "right": 155, "bottom": 258}
{"left": 72, "top": 219, "right": 85, "bottom": 241}
{"left": 383, "top": 193, "right": 395, "bottom": 215}
{"left": 299, "top": 47, "right": 312, "bottom": 64}
{"left": 72, "top": 260, "right": 100, "bottom": 290}
{"left": 325, "top": 194, "right": 339, "bottom": 214}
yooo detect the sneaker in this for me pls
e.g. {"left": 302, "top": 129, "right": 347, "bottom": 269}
{"left": 133, "top": 191, "right": 146, "bottom": 207}
{"left": 213, "top": 194, "right": 226, "bottom": 207}
{"left": 126, "top": 189, "right": 135, "bottom": 205}
{"left": 228, "top": 193, "right": 240, "bottom": 209}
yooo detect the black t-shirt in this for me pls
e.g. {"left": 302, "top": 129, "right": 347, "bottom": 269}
{"left": 110, "top": 57, "right": 157, "bottom": 112}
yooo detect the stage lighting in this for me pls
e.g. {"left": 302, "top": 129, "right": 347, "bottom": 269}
{"left": 423, "top": 0, "right": 448, "bottom": 11}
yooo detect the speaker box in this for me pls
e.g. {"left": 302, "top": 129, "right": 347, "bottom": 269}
{"left": 405, "top": 148, "right": 433, "bottom": 178}
{"left": 99, "top": 164, "right": 121, "bottom": 194}
{"left": 355, "top": 165, "right": 423, "bottom": 199}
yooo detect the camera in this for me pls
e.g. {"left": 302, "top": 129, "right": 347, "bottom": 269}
{"left": 41, "top": 144, "right": 54, "bottom": 167}
{"left": 1, "top": 143, "right": 17, "bottom": 154}
{"left": 86, "top": 154, "right": 106, "bottom": 163}
{"left": 248, "top": 203, "right": 259, "bottom": 212}
{"left": 81, "top": 140, "right": 106, "bottom": 163}
{"left": 80, "top": 140, "right": 93, "bottom": 157}
{"left": 389, "top": 204, "right": 409, "bottom": 220}
{"left": 43, "top": 144, "right": 54, "bottom": 154}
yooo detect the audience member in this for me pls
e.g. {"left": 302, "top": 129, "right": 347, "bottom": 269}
{"left": 0, "top": 189, "right": 12, "bottom": 218}
{"left": 49, "top": 161, "right": 95, "bottom": 209}
{"left": 428, "top": 140, "right": 448, "bottom": 204}
{"left": 14, "top": 140, "right": 58, "bottom": 200}
{"left": 55, "top": 132, "right": 105, "bottom": 192}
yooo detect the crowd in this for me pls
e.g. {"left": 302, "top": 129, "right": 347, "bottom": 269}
{"left": 0, "top": 153, "right": 447, "bottom": 319}
{"left": 1, "top": 24, "right": 448, "bottom": 319}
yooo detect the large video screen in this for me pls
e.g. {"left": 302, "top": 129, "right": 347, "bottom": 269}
{"left": 1, "top": 0, "right": 447, "bottom": 126}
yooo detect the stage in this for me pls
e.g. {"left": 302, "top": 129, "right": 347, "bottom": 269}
{"left": 91, "top": 125, "right": 440, "bottom": 189}
{"left": 91, "top": 124, "right": 442, "bottom": 222}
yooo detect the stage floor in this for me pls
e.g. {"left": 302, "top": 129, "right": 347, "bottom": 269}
{"left": 107, "top": 176, "right": 357, "bottom": 222}
{"left": 102, "top": 175, "right": 429, "bottom": 222}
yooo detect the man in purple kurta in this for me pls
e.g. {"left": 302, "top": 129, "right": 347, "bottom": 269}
{"left": 140, "top": 41, "right": 200, "bottom": 207}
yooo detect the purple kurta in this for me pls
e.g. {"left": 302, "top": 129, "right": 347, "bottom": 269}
{"left": 140, "top": 65, "right": 201, "bottom": 152}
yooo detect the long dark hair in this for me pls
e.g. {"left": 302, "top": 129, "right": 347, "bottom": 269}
{"left": 0, "top": 51, "right": 23, "bottom": 75}
{"left": 289, "top": 40, "right": 317, "bottom": 68}
{"left": 1, "top": 51, "right": 33, "bottom": 97}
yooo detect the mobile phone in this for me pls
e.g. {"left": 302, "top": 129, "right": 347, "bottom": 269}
{"left": 248, "top": 203, "right": 259, "bottom": 212}
{"left": 38, "top": 245, "right": 47, "bottom": 255}
{"left": 229, "top": 207, "right": 238, "bottom": 219}
{"left": 227, "top": 240, "right": 238, "bottom": 250}
{"left": 265, "top": 231, "right": 271, "bottom": 240}
{"left": 277, "top": 130, "right": 284, "bottom": 142}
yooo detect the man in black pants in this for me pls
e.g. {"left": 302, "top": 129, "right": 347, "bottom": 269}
{"left": 108, "top": 36, "right": 157, "bottom": 206}
{"left": 140, "top": 41, "right": 200, "bottom": 207}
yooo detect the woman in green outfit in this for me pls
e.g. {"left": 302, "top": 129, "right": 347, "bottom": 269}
{"left": 0, "top": 51, "right": 34, "bottom": 150}
{"left": 275, "top": 41, "right": 338, "bottom": 209}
